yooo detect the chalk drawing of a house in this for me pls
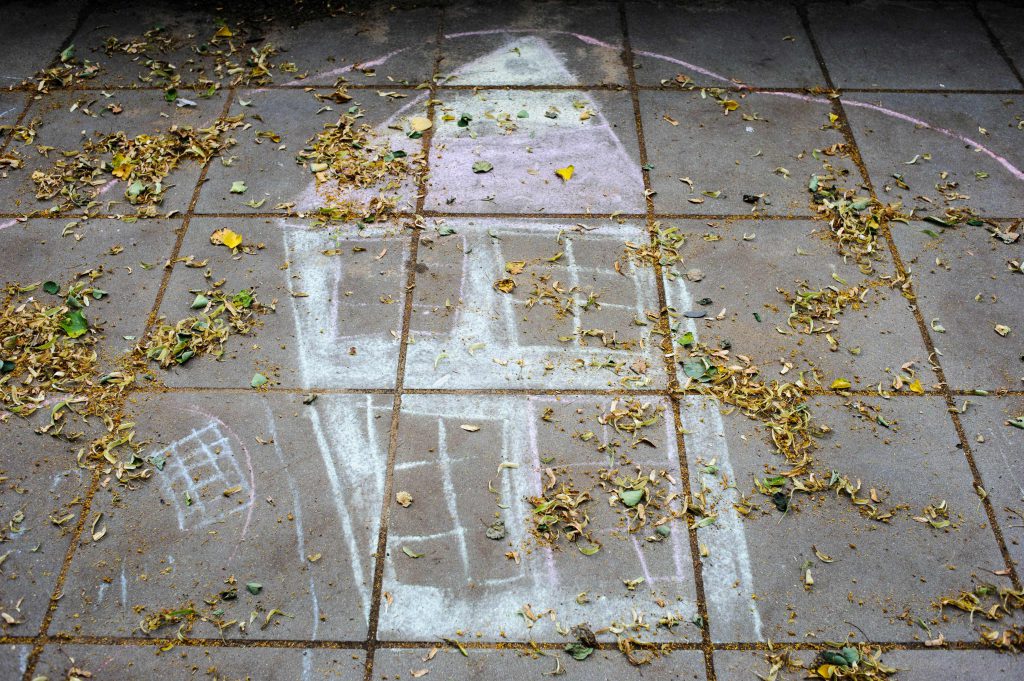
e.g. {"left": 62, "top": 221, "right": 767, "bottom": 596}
{"left": 280, "top": 35, "right": 762, "bottom": 641}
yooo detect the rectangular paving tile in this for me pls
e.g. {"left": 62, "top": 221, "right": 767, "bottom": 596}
{"left": 194, "top": 88, "right": 424, "bottom": 215}
{"left": 808, "top": 0, "right": 1020, "bottom": 89}
{"left": 405, "top": 218, "right": 667, "bottom": 390}
{"left": 0, "top": 89, "right": 227, "bottom": 215}
{"left": 680, "top": 395, "right": 1007, "bottom": 643}
{"left": 441, "top": 0, "right": 626, "bottom": 86}
{"left": 843, "top": 93, "right": 1024, "bottom": 219}
{"left": 663, "top": 219, "right": 935, "bottom": 392}
{"left": 957, "top": 396, "right": 1024, "bottom": 568}
{"left": 263, "top": 4, "right": 441, "bottom": 87}
{"left": 51, "top": 392, "right": 389, "bottom": 641}
{"left": 627, "top": 0, "right": 825, "bottom": 88}
{"left": 0, "top": 0, "right": 84, "bottom": 85}
{"left": 0, "top": 218, "right": 177, "bottom": 358}
{"left": 0, "top": 419, "right": 90, "bottom": 634}
{"left": 374, "top": 646, "right": 706, "bottom": 680}
{"left": 154, "top": 217, "right": 408, "bottom": 389}
{"left": 34, "top": 644, "right": 365, "bottom": 680}
{"left": 715, "top": 648, "right": 1024, "bottom": 681}
{"left": 892, "top": 221, "right": 1022, "bottom": 391}
{"left": 979, "top": 1, "right": 1024, "bottom": 81}
{"left": 63, "top": 3, "right": 225, "bottom": 89}
{"left": 380, "top": 394, "right": 698, "bottom": 642}
{"left": 425, "top": 90, "right": 644, "bottom": 215}
{"left": 640, "top": 91, "right": 856, "bottom": 216}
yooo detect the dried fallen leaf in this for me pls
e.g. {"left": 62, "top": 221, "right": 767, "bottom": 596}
{"left": 210, "top": 228, "right": 243, "bottom": 249}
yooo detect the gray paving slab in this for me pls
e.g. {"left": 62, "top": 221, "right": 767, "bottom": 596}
{"left": 63, "top": 3, "right": 226, "bottom": 90}
{"left": 715, "top": 648, "right": 1024, "bottom": 680}
{"left": 380, "top": 393, "right": 698, "bottom": 642}
{"left": 979, "top": 1, "right": 1024, "bottom": 82}
{"left": 441, "top": 0, "right": 626, "bottom": 86}
{"left": 195, "top": 88, "right": 423, "bottom": 215}
{"left": 627, "top": 0, "right": 825, "bottom": 89}
{"left": 405, "top": 218, "right": 666, "bottom": 390}
{"left": 679, "top": 395, "right": 1007, "bottom": 643}
{"left": 0, "top": 89, "right": 227, "bottom": 215}
{"left": 0, "top": 218, "right": 179, "bottom": 357}
{"left": 891, "top": 221, "right": 1022, "bottom": 391}
{"left": 808, "top": 0, "right": 1020, "bottom": 89}
{"left": 261, "top": 4, "right": 441, "bottom": 87}
{"left": 0, "top": 0, "right": 84, "bottom": 86}
{"left": 0, "top": 644, "right": 30, "bottom": 679}
{"left": 843, "top": 93, "right": 1024, "bottom": 219}
{"left": 640, "top": 90, "right": 856, "bottom": 216}
{"left": 0, "top": 418, "right": 88, "bottom": 635}
{"left": 957, "top": 396, "right": 1024, "bottom": 569}
{"left": 663, "top": 218, "right": 936, "bottom": 391}
{"left": 154, "top": 217, "right": 408, "bottom": 389}
{"left": 51, "top": 392, "right": 389, "bottom": 640}
{"left": 374, "top": 646, "right": 707, "bottom": 680}
{"left": 34, "top": 644, "right": 365, "bottom": 680}
{"left": 425, "top": 90, "right": 644, "bottom": 215}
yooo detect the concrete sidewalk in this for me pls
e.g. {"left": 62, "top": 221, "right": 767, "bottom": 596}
{"left": 1, "top": 1, "right": 1022, "bottom": 679}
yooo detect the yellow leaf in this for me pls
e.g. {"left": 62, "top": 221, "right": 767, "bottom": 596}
{"left": 908, "top": 379, "right": 924, "bottom": 394}
{"left": 215, "top": 26, "right": 234, "bottom": 38}
{"left": 410, "top": 116, "right": 432, "bottom": 132}
{"left": 830, "top": 378, "right": 851, "bottom": 390}
{"left": 210, "top": 228, "right": 243, "bottom": 249}
{"left": 555, "top": 165, "right": 574, "bottom": 182}
{"left": 111, "top": 164, "right": 134, "bottom": 179}
{"left": 720, "top": 99, "right": 739, "bottom": 111}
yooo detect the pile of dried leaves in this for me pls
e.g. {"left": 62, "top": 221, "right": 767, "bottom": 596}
{"left": 32, "top": 117, "right": 244, "bottom": 215}
{"left": 141, "top": 289, "right": 270, "bottom": 368}
{"left": 939, "top": 583, "right": 1024, "bottom": 652}
{"left": 297, "top": 110, "right": 424, "bottom": 224}
{"left": 1, "top": 277, "right": 270, "bottom": 483}
{"left": 761, "top": 644, "right": 897, "bottom": 680}
{"left": 23, "top": 45, "right": 100, "bottom": 93}
{"left": 678, "top": 342, "right": 819, "bottom": 474}
{"left": 778, "top": 281, "right": 875, "bottom": 348}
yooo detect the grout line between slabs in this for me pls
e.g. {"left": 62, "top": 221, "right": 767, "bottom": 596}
{"left": 799, "top": 3, "right": 1023, "bottom": 592}
{"left": 620, "top": 4, "right": 717, "bottom": 681}
{"left": 361, "top": 8, "right": 446, "bottom": 681}
{"left": 4, "top": 210, "right": 1023, "bottom": 222}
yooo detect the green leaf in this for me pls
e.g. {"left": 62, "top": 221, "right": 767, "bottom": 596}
{"left": 457, "top": 114, "right": 472, "bottom": 127}
{"left": 924, "top": 215, "right": 955, "bottom": 228}
{"left": 43, "top": 281, "right": 60, "bottom": 295}
{"left": 516, "top": 110, "right": 529, "bottom": 118}
{"left": 1, "top": 360, "right": 15, "bottom": 374}
{"left": 250, "top": 373, "right": 268, "bottom": 388}
{"left": 564, "top": 642, "right": 594, "bottom": 661}
{"left": 230, "top": 181, "right": 248, "bottom": 194}
{"left": 677, "top": 331, "right": 695, "bottom": 347}
{"left": 472, "top": 161, "right": 493, "bottom": 173}
{"left": 620, "top": 489, "right": 643, "bottom": 507}
{"left": 578, "top": 543, "right": 600, "bottom": 556}
{"left": 60, "top": 310, "right": 88, "bottom": 338}
{"left": 246, "top": 582, "right": 263, "bottom": 595}
{"left": 190, "top": 294, "right": 209, "bottom": 309}
{"left": 164, "top": 88, "right": 178, "bottom": 102}
{"left": 232, "top": 290, "right": 254, "bottom": 309}
{"left": 1009, "top": 417, "right": 1024, "bottom": 430}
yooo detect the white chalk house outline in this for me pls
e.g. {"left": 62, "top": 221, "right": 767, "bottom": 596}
{"left": 379, "top": 393, "right": 697, "bottom": 641}
{"left": 403, "top": 218, "right": 668, "bottom": 389}
{"left": 280, "top": 35, "right": 761, "bottom": 641}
